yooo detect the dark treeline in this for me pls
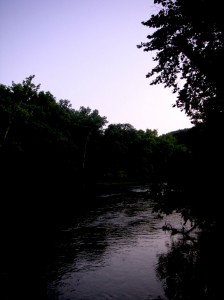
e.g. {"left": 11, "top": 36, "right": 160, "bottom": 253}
{"left": 0, "top": 75, "right": 190, "bottom": 204}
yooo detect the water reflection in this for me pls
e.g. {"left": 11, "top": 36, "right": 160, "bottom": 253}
{"left": 3, "top": 186, "right": 216, "bottom": 300}
{"left": 156, "top": 228, "right": 220, "bottom": 300}
{"left": 44, "top": 188, "right": 183, "bottom": 300}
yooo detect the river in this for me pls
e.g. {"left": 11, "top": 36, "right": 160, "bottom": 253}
{"left": 43, "top": 185, "right": 186, "bottom": 300}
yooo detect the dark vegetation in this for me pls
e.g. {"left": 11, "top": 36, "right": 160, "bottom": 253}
{"left": 138, "top": 0, "right": 224, "bottom": 231}
{"left": 1, "top": 0, "right": 223, "bottom": 298}
{"left": 0, "top": 75, "right": 191, "bottom": 215}
{"left": 137, "top": 1, "right": 223, "bottom": 298}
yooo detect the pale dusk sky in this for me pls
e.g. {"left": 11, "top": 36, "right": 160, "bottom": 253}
{"left": 0, "top": 0, "right": 192, "bottom": 135}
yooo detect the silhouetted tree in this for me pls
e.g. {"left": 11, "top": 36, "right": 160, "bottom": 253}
{"left": 138, "top": 0, "right": 224, "bottom": 228}
{"left": 138, "top": 0, "right": 224, "bottom": 127}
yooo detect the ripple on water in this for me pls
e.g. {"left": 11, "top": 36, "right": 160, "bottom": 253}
{"left": 46, "top": 195, "right": 183, "bottom": 300}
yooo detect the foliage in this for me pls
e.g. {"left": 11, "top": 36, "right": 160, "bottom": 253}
{"left": 138, "top": 0, "right": 224, "bottom": 126}
{"left": 138, "top": 0, "right": 224, "bottom": 229}
{"left": 0, "top": 76, "right": 108, "bottom": 204}
{"left": 101, "top": 124, "right": 159, "bottom": 182}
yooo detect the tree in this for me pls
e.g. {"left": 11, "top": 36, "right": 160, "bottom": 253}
{"left": 0, "top": 75, "right": 40, "bottom": 147}
{"left": 138, "top": 0, "right": 224, "bottom": 228}
{"left": 138, "top": 0, "right": 224, "bottom": 126}
{"left": 0, "top": 76, "right": 109, "bottom": 200}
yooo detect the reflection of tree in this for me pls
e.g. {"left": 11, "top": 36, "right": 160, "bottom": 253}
{"left": 156, "top": 230, "right": 219, "bottom": 300}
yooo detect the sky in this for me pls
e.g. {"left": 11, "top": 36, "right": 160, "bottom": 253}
{"left": 0, "top": 0, "right": 192, "bottom": 135}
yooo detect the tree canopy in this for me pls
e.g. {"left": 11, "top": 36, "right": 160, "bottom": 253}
{"left": 138, "top": 0, "right": 224, "bottom": 126}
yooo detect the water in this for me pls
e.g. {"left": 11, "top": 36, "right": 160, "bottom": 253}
{"left": 44, "top": 186, "right": 185, "bottom": 300}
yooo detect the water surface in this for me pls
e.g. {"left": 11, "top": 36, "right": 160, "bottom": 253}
{"left": 45, "top": 187, "right": 184, "bottom": 300}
